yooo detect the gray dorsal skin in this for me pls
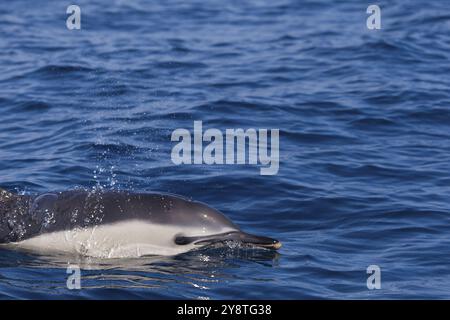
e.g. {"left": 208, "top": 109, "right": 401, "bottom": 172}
{"left": 1, "top": 189, "right": 235, "bottom": 242}
{"left": 0, "top": 188, "right": 281, "bottom": 250}
{"left": 0, "top": 188, "right": 32, "bottom": 242}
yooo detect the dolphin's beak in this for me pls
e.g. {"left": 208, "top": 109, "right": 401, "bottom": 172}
{"left": 176, "top": 231, "right": 282, "bottom": 250}
{"left": 233, "top": 232, "right": 282, "bottom": 249}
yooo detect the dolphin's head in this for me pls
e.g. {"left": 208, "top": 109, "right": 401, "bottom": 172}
{"left": 171, "top": 200, "right": 282, "bottom": 251}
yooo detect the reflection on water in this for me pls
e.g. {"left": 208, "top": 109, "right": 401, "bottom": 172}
{"left": 0, "top": 247, "right": 280, "bottom": 299}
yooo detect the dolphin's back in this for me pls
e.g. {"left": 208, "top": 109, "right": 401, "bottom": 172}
{"left": 30, "top": 191, "right": 186, "bottom": 229}
{"left": 22, "top": 190, "right": 237, "bottom": 241}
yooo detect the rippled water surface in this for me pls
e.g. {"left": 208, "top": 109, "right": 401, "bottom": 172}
{"left": 1, "top": 0, "right": 450, "bottom": 299}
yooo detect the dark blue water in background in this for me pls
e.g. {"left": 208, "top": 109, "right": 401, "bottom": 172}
{"left": 1, "top": 0, "right": 450, "bottom": 299}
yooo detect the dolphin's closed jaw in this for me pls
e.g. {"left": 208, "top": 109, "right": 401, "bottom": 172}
{"left": 178, "top": 231, "right": 282, "bottom": 250}
{"left": 235, "top": 232, "right": 282, "bottom": 250}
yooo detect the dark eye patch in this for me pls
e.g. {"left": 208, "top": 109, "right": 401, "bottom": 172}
{"left": 174, "top": 235, "right": 202, "bottom": 245}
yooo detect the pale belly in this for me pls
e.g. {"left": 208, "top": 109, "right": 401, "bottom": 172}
{"left": 5, "top": 221, "right": 217, "bottom": 258}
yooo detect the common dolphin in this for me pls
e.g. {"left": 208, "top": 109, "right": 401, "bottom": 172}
{"left": 0, "top": 188, "right": 281, "bottom": 258}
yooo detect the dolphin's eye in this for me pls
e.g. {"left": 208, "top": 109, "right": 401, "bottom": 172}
{"left": 174, "top": 235, "right": 192, "bottom": 245}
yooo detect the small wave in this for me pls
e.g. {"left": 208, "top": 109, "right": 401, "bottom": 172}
{"left": 14, "top": 101, "right": 52, "bottom": 112}
{"left": 31, "top": 65, "right": 94, "bottom": 76}
{"left": 77, "top": 142, "right": 144, "bottom": 157}
{"left": 153, "top": 61, "right": 208, "bottom": 70}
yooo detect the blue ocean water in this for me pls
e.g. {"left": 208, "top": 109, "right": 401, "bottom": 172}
{"left": 1, "top": 0, "right": 450, "bottom": 299}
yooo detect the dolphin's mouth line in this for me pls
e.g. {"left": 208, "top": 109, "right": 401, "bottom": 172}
{"left": 175, "top": 231, "right": 282, "bottom": 250}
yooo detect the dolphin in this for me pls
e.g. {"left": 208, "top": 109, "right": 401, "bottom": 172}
{"left": 0, "top": 188, "right": 281, "bottom": 258}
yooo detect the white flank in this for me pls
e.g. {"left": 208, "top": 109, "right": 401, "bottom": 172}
{"left": 8, "top": 220, "right": 235, "bottom": 258}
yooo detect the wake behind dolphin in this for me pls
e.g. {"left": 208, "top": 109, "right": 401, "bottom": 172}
{"left": 0, "top": 188, "right": 281, "bottom": 258}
